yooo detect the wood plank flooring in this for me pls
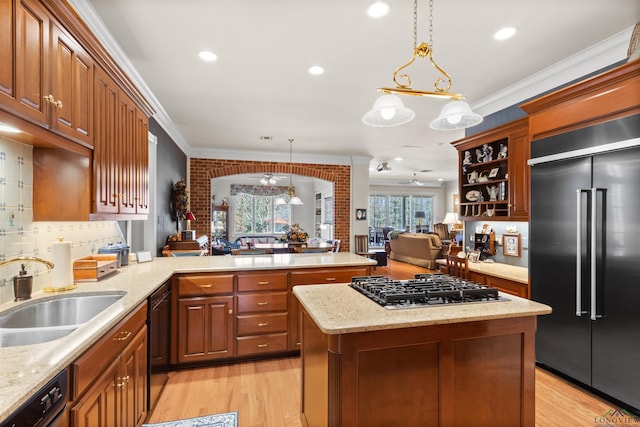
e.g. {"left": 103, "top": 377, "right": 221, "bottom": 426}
{"left": 148, "top": 259, "right": 625, "bottom": 426}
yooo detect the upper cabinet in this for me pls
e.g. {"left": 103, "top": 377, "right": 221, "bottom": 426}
{"left": 452, "top": 117, "right": 530, "bottom": 221}
{"left": 92, "top": 66, "right": 149, "bottom": 218}
{"left": 0, "top": 0, "right": 152, "bottom": 220}
{"left": 0, "top": 0, "right": 94, "bottom": 147}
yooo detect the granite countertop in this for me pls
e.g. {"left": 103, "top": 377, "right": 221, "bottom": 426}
{"left": 435, "top": 258, "right": 528, "bottom": 283}
{"left": 0, "top": 253, "right": 374, "bottom": 421}
{"left": 293, "top": 284, "right": 551, "bottom": 335}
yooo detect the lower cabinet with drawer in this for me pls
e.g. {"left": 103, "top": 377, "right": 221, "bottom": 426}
{"left": 69, "top": 302, "right": 148, "bottom": 427}
{"left": 173, "top": 273, "right": 235, "bottom": 364}
{"left": 236, "top": 271, "right": 289, "bottom": 357}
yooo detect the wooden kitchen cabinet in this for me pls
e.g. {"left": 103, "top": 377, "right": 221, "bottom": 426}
{"left": 173, "top": 274, "right": 235, "bottom": 364}
{"left": 236, "top": 271, "right": 289, "bottom": 357}
{"left": 452, "top": 117, "right": 530, "bottom": 221}
{"left": 289, "top": 266, "right": 370, "bottom": 350}
{"left": 0, "top": 0, "right": 94, "bottom": 147}
{"left": 70, "top": 302, "right": 148, "bottom": 427}
{"left": 92, "top": 66, "right": 149, "bottom": 217}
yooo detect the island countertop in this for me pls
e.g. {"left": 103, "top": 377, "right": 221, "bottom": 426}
{"left": 293, "top": 283, "right": 551, "bottom": 335}
{"left": 0, "top": 253, "right": 374, "bottom": 421}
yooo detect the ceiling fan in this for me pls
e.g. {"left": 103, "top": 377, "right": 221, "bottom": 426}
{"left": 257, "top": 173, "right": 286, "bottom": 185}
{"left": 399, "top": 173, "right": 424, "bottom": 186}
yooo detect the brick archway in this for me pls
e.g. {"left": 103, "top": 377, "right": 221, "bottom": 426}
{"left": 189, "top": 158, "right": 351, "bottom": 251}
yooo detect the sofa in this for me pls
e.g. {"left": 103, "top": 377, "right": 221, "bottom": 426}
{"left": 234, "top": 235, "right": 279, "bottom": 247}
{"left": 388, "top": 232, "right": 443, "bottom": 269}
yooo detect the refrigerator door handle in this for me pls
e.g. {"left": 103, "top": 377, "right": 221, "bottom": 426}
{"left": 576, "top": 189, "right": 583, "bottom": 317}
{"left": 590, "top": 188, "right": 597, "bottom": 320}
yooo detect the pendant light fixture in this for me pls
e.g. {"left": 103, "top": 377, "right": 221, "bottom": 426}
{"left": 364, "top": 0, "right": 482, "bottom": 130}
{"left": 276, "top": 139, "right": 304, "bottom": 206}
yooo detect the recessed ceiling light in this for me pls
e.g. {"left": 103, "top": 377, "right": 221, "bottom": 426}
{"left": 437, "top": 178, "right": 444, "bottom": 182}
{"left": 494, "top": 27, "right": 517, "bottom": 41}
{"left": 0, "top": 123, "right": 21, "bottom": 134}
{"left": 394, "top": 157, "right": 403, "bottom": 161}
{"left": 367, "top": 1, "right": 390, "bottom": 18}
{"left": 308, "top": 65, "right": 324, "bottom": 76}
{"left": 198, "top": 50, "right": 218, "bottom": 62}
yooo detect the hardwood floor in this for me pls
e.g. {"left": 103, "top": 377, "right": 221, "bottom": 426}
{"left": 148, "top": 259, "right": 624, "bottom": 426}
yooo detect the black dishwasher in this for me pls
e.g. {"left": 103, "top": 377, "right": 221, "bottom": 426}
{"left": 148, "top": 281, "right": 171, "bottom": 412}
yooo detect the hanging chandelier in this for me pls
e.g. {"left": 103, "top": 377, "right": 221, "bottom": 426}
{"left": 362, "top": 0, "right": 482, "bottom": 130}
{"left": 276, "top": 139, "right": 303, "bottom": 205}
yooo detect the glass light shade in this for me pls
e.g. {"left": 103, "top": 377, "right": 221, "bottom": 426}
{"left": 275, "top": 197, "right": 287, "bottom": 206}
{"left": 429, "top": 100, "right": 483, "bottom": 130}
{"left": 362, "top": 95, "right": 415, "bottom": 127}
{"left": 289, "top": 196, "right": 303, "bottom": 205}
{"left": 367, "top": 1, "right": 390, "bottom": 18}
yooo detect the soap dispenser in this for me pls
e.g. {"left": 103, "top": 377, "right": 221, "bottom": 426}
{"left": 13, "top": 263, "right": 33, "bottom": 301}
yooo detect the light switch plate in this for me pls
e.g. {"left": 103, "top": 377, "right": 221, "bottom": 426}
{"left": 136, "top": 251, "right": 152, "bottom": 263}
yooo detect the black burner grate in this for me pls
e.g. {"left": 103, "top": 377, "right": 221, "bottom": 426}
{"left": 350, "top": 274, "right": 507, "bottom": 309}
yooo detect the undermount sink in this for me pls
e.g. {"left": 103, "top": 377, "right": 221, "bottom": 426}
{"left": 0, "top": 291, "right": 126, "bottom": 347}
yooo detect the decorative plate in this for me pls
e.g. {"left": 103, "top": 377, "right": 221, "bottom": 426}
{"left": 465, "top": 190, "right": 481, "bottom": 202}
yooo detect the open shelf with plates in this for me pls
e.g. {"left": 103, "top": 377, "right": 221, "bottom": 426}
{"left": 452, "top": 117, "right": 529, "bottom": 221}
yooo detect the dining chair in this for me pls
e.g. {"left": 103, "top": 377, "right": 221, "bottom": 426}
{"left": 354, "top": 235, "right": 369, "bottom": 257}
{"left": 447, "top": 254, "right": 469, "bottom": 279}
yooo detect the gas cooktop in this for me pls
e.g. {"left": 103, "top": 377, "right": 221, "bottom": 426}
{"left": 349, "top": 274, "right": 508, "bottom": 310}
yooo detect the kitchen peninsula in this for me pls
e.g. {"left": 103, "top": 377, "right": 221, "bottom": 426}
{"left": 293, "top": 283, "right": 551, "bottom": 427}
{"left": 0, "top": 253, "right": 374, "bottom": 424}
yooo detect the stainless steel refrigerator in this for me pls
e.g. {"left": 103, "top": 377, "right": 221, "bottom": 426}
{"left": 529, "top": 114, "right": 640, "bottom": 414}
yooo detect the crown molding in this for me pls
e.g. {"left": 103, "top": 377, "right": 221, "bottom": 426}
{"left": 67, "top": 0, "right": 191, "bottom": 155}
{"left": 472, "top": 26, "right": 634, "bottom": 116}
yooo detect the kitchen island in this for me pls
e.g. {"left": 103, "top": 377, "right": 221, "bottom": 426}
{"left": 0, "top": 253, "right": 374, "bottom": 423}
{"left": 293, "top": 283, "right": 551, "bottom": 427}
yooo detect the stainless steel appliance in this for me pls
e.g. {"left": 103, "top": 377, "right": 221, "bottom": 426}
{"left": 0, "top": 368, "right": 68, "bottom": 427}
{"left": 349, "top": 274, "right": 507, "bottom": 309}
{"left": 148, "top": 281, "right": 171, "bottom": 412}
{"left": 529, "top": 114, "right": 640, "bottom": 415}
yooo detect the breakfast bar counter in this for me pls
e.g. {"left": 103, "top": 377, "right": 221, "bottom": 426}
{"left": 293, "top": 283, "right": 551, "bottom": 427}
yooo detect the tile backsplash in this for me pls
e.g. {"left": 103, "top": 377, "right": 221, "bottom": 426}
{"left": 0, "top": 136, "right": 124, "bottom": 304}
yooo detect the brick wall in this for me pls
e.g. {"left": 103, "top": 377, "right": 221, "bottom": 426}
{"left": 190, "top": 158, "right": 351, "bottom": 251}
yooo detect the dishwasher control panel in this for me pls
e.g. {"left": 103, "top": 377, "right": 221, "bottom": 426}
{"left": 1, "top": 368, "right": 68, "bottom": 427}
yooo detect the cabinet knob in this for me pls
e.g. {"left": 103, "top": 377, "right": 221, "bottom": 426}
{"left": 43, "top": 94, "right": 63, "bottom": 108}
{"left": 228, "top": 309, "right": 233, "bottom": 314}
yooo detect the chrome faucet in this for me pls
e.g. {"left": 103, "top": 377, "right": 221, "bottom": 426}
{"left": 0, "top": 257, "right": 54, "bottom": 301}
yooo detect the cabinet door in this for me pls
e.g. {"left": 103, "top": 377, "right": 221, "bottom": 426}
{"left": 0, "top": 0, "right": 15, "bottom": 103}
{"left": 507, "top": 130, "right": 530, "bottom": 220}
{"left": 49, "top": 20, "right": 93, "bottom": 146}
{"left": 177, "top": 296, "right": 234, "bottom": 363}
{"left": 121, "top": 327, "right": 147, "bottom": 427}
{"left": 134, "top": 108, "right": 149, "bottom": 214}
{"left": 118, "top": 91, "right": 137, "bottom": 214}
{"left": 93, "top": 66, "right": 119, "bottom": 214}
{"left": 71, "top": 361, "right": 119, "bottom": 427}
{"left": 6, "top": 0, "right": 50, "bottom": 124}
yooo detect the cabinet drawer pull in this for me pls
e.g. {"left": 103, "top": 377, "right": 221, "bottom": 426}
{"left": 199, "top": 284, "right": 213, "bottom": 288}
{"left": 258, "top": 322, "right": 269, "bottom": 327}
{"left": 112, "top": 331, "right": 132, "bottom": 341}
{"left": 257, "top": 281, "right": 270, "bottom": 285}
{"left": 325, "top": 277, "right": 337, "bottom": 281}
{"left": 228, "top": 309, "right": 233, "bottom": 314}
{"left": 115, "top": 375, "right": 129, "bottom": 387}
{"left": 257, "top": 302, "right": 269, "bottom": 306}
{"left": 257, "top": 344, "right": 268, "bottom": 348}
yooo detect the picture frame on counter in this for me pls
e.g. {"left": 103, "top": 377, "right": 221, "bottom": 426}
{"left": 503, "top": 233, "right": 521, "bottom": 257}
{"left": 136, "top": 251, "right": 153, "bottom": 263}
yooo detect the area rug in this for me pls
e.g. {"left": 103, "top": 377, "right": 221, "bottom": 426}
{"left": 142, "top": 411, "right": 238, "bottom": 427}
